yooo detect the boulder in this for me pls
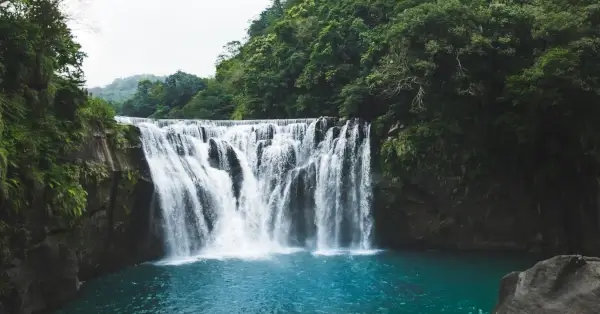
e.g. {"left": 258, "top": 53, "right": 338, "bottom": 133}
{"left": 494, "top": 255, "right": 600, "bottom": 314}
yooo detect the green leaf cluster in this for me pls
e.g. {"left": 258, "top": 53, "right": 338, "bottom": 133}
{"left": 0, "top": 0, "right": 130, "bottom": 247}
{"left": 210, "top": 0, "right": 600, "bottom": 195}
{"left": 94, "top": 0, "right": 600, "bottom": 206}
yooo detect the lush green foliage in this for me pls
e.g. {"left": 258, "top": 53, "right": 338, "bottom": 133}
{"left": 215, "top": 0, "right": 600, "bottom": 195}
{"left": 107, "top": 69, "right": 240, "bottom": 120}
{"left": 88, "top": 74, "right": 166, "bottom": 105}
{"left": 129, "top": 0, "right": 600, "bottom": 206}
{"left": 120, "top": 78, "right": 166, "bottom": 117}
{"left": 164, "top": 78, "right": 236, "bottom": 120}
{"left": 10, "top": 0, "right": 591, "bottom": 221}
{"left": 0, "top": 0, "right": 126, "bottom": 248}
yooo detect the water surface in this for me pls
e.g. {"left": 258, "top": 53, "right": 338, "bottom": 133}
{"left": 57, "top": 250, "right": 534, "bottom": 314}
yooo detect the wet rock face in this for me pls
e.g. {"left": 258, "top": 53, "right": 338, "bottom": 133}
{"left": 371, "top": 176, "right": 545, "bottom": 252}
{"left": 313, "top": 117, "right": 331, "bottom": 145}
{"left": 4, "top": 238, "right": 80, "bottom": 314}
{"left": 372, "top": 122, "right": 600, "bottom": 255}
{"left": 75, "top": 126, "right": 164, "bottom": 278}
{"left": 494, "top": 255, "right": 600, "bottom": 314}
{"left": 208, "top": 138, "right": 244, "bottom": 207}
{"left": 0, "top": 126, "right": 163, "bottom": 314}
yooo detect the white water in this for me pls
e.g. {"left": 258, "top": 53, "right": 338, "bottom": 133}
{"left": 116, "top": 116, "right": 373, "bottom": 259}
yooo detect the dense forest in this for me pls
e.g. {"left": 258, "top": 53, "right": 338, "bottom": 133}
{"left": 103, "top": 71, "right": 235, "bottom": 120}
{"left": 0, "top": 0, "right": 127, "bottom": 269}
{"left": 113, "top": 0, "right": 600, "bottom": 206}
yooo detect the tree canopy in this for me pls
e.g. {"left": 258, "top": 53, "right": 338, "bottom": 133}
{"left": 88, "top": 74, "right": 166, "bottom": 106}
{"left": 121, "top": 0, "right": 600, "bottom": 197}
{"left": 6, "top": 0, "right": 596, "bottom": 235}
{"left": 0, "top": 0, "right": 129, "bottom": 262}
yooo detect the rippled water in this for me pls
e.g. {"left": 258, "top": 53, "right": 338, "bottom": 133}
{"left": 57, "top": 251, "right": 535, "bottom": 314}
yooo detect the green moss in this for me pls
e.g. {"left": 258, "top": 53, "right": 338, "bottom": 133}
{"left": 46, "top": 164, "right": 89, "bottom": 218}
{"left": 117, "top": 170, "right": 140, "bottom": 218}
{"left": 119, "top": 170, "right": 139, "bottom": 192}
{"left": 80, "top": 161, "right": 111, "bottom": 184}
{"left": 0, "top": 1, "right": 120, "bottom": 219}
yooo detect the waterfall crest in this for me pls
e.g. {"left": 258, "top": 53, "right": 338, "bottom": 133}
{"left": 116, "top": 116, "right": 373, "bottom": 258}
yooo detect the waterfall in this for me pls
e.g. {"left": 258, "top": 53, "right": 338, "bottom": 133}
{"left": 116, "top": 116, "right": 373, "bottom": 258}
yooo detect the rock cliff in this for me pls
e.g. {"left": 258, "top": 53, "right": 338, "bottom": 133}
{"left": 0, "top": 126, "right": 163, "bottom": 314}
{"left": 373, "top": 175, "right": 600, "bottom": 255}
{"left": 494, "top": 255, "right": 600, "bottom": 314}
{"left": 373, "top": 177, "right": 542, "bottom": 252}
{"left": 372, "top": 118, "right": 600, "bottom": 256}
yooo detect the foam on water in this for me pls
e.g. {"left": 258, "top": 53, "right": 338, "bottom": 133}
{"left": 117, "top": 116, "right": 373, "bottom": 260}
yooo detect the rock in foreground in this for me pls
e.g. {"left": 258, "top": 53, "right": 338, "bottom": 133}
{"left": 495, "top": 255, "right": 600, "bottom": 314}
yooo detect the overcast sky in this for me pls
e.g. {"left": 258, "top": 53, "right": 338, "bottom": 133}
{"left": 65, "top": 0, "right": 271, "bottom": 88}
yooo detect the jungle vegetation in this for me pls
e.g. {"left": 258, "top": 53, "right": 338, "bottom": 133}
{"left": 115, "top": 0, "right": 600, "bottom": 203}
{"left": 0, "top": 0, "right": 129, "bottom": 263}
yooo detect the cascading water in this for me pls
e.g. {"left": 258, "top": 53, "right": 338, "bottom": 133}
{"left": 116, "top": 116, "right": 373, "bottom": 259}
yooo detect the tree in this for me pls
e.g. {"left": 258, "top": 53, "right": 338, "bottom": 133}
{"left": 162, "top": 71, "right": 206, "bottom": 109}
{"left": 0, "top": 0, "right": 124, "bottom": 257}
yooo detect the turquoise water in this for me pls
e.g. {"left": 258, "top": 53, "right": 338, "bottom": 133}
{"left": 57, "top": 250, "right": 534, "bottom": 314}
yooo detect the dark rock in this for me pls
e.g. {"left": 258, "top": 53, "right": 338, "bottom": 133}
{"left": 344, "top": 118, "right": 366, "bottom": 142}
{"left": 166, "top": 129, "right": 195, "bottom": 156}
{"left": 195, "top": 182, "right": 216, "bottom": 233}
{"left": 286, "top": 164, "right": 317, "bottom": 246}
{"left": 0, "top": 125, "right": 163, "bottom": 314}
{"left": 331, "top": 126, "right": 341, "bottom": 139}
{"left": 4, "top": 238, "right": 80, "bottom": 314}
{"left": 198, "top": 126, "right": 207, "bottom": 143}
{"left": 226, "top": 145, "right": 244, "bottom": 206}
{"left": 256, "top": 139, "right": 273, "bottom": 171}
{"left": 313, "top": 117, "right": 330, "bottom": 145}
{"left": 494, "top": 255, "right": 600, "bottom": 314}
{"left": 372, "top": 176, "right": 546, "bottom": 252}
{"left": 372, "top": 168, "right": 600, "bottom": 255}
{"left": 73, "top": 126, "right": 163, "bottom": 279}
{"left": 208, "top": 138, "right": 220, "bottom": 169}
{"left": 265, "top": 124, "right": 275, "bottom": 140}
{"left": 207, "top": 138, "right": 244, "bottom": 207}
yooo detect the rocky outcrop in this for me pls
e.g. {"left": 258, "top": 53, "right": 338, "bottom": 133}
{"left": 372, "top": 122, "right": 600, "bottom": 256}
{"left": 208, "top": 138, "right": 244, "bottom": 207}
{"left": 372, "top": 174, "right": 600, "bottom": 255}
{"left": 0, "top": 125, "right": 163, "bottom": 314}
{"left": 494, "top": 255, "right": 600, "bottom": 314}
{"left": 373, "top": 177, "right": 541, "bottom": 251}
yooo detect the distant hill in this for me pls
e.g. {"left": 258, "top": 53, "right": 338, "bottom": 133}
{"left": 88, "top": 74, "right": 166, "bottom": 103}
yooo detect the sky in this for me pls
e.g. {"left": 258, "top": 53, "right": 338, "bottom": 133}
{"left": 65, "top": 0, "right": 271, "bottom": 88}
